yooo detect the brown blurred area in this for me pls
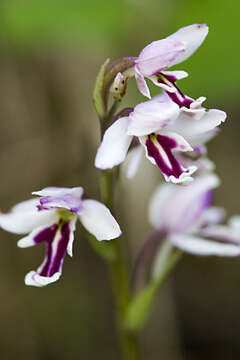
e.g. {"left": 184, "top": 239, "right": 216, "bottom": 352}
{"left": 0, "top": 0, "right": 240, "bottom": 359}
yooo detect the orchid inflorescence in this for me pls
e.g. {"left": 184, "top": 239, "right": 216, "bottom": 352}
{"left": 0, "top": 23, "right": 239, "bottom": 358}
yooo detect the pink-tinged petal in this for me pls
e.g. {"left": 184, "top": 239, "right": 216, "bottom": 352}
{"left": 172, "top": 109, "right": 226, "bottom": 143}
{"left": 95, "top": 117, "right": 133, "bottom": 170}
{"left": 32, "top": 187, "right": 83, "bottom": 198}
{"left": 189, "top": 129, "right": 219, "bottom": 148}
{"left": 125, "top": 146, "right": 144, "bottom": 179}
{"left": 134, "top": 65, "right": 151, "bottom": 98}
{"left": 169, "top": 233, "right": 240, "bottom": 257}
{"left": 127, "top": 97, "right": 179, "bottom": 137}
{"left": 23, "top": 220, "right": 75, "bottom": 287}
{"left": 33, "top": 187, "right": 83, "bottom": 213}
{"left": 199, "top": 207, "right": 226, "bottom": 228}
{"left": 142, "top": 132, "right": 196, "bottom": 184}
{"left": 0, "top": 202, "right": 58, "bottom": 234}
{"left": 79, "top": 199, "right": 122, "bottom": 241}
{"left": 174, "top": 153, "right": 215, "bottom": 174}
{"left": 148, "top": 173, "right": 220, "bottom": 232}
{"left": 135, "top": 38, "right": 185, "bottom": 77}
{"left": 149, "top": 183, "right": 176, "bottom": 230}
{"left": 166, "top": 24, "right": 209, "bottom": 67}
{"left": 200, "top": 215, "right": 240, "bottom": 244}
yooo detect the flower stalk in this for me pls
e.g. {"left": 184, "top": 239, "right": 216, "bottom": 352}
{"left": 100, "top": 168, "right": 140, "bottom": 360}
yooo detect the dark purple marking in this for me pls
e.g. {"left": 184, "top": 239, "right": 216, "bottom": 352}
{"left": 34, "top": 224, "right": 58, "bottom": 244}
{"left": 37, "top": 224, "right": 58, "bottom": 276}
{"left": 37, "top": 221, "right": 71, "bottom": 277}
{"left": 146, "top": 134, "right": 184, "bottom": 179}
{"left": 49, "top": 222, "right": 70, "bottom": 276}
{"left": 158, "top": 73, "right": 193, "bottom": 109}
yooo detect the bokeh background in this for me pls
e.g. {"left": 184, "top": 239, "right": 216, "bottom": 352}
{"left": 0, "top": 0, "right": 240, "bottom": 359}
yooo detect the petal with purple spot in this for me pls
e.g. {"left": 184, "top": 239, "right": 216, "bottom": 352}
{"left": 23, "top": 219, "right": 76, "bottom": 287}
{"left": 142, "top": 132, "right": 196, "bottom": 183}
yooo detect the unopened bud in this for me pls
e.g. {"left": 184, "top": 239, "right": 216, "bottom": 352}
{"left": 111, "top": 72, "right": 129, "bottom": 100}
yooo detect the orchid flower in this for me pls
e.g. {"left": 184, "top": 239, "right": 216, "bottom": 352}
{"left": 95, "top": 94, "right": 226, "bottom": 184}
{"left": 0, "top": 187, "right": 121, "bottom": 287}
{"left": 149, "top": 174, "right": 240, "bottom": 257}
{"left": 134, "top": 24, "right": 208, "bottom": 99}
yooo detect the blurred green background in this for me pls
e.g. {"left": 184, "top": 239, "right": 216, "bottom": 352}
{"left": 0, "top": 0, "right": 240, "bottom": 359}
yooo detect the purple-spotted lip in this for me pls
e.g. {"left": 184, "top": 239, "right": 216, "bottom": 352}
{"left": 146, "top": 134, "right": 186, "bottom": 180}
{"left": 26, "top": 220, "right": 72, "bottom": 284}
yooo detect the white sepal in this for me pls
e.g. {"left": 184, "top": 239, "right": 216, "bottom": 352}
{"left": 79, "top": 199, "right": 122, "bottom": 241}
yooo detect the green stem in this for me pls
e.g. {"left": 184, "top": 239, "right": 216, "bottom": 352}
{"left": 100, "top": 170, "right": 140, "bottom": 360}
{"left": 126, "top": 241, "right": 182, "bottom": 332}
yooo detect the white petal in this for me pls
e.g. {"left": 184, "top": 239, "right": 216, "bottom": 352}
{"left": 12, "top": 198, "right": 40, "bottom": 213}
{"left": 170, "top": 233, "right": 240, "bottom": 257}
{"left": 149, "top": 70, "right": 188, "bottom": 92}
{"left": 79, "top": 199, "right": 122, "bottom": 241}
{"left": 127, "top": 98, "right": 179, "bottom": 137}
{"left": 173, "top": 109, "right": 226, "bottom": 142}
{"left": 32, "top": 186, "right": 83, "bottom": 199}
{"left": 125, "top": 146, "right": 144, "bottom": 179}
{"left": 167, "top": 24, "right": 209, "bottom": 67}
{"left": 25, "top": 271, "right": 61, "bottom": 287}
{"left": 0, "top": 207, "right": 58, "bottom": 234}
{"left": 189, "top": 96, "right": 206, "bottom": 109}
{"left": 161, "top": 70, "right": 189, "bottom": 80}
{"left": 229, "top": 216, "right": 240, "bottom": 230}
{"left": 149, "top": 183, "right": 176, "bottom": 229}
{"left": 135, "top": 65, "right": 151, "bottom": 98}
{"left": 95, "top": 117, "right": 133, "bottom": 170}
{"left": 199, "top": 207, "right": 226, "bottom": 227}
{"left": 17, "top": 221, "right": 57, "bottom": 248}
{"left": 149, "top": 76, "right": 177, "bottom": 93}
{"left": 67, "top": 218, "right": 77, "bottom": 257}
{"left": 200, "top": 221, "right": 240, "bottom": 244}
{"left": 189, "top": 129, "right": 219, "bottom": 148}
{"left": 149, "top": 173, "right": 220, "bottom": 232}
